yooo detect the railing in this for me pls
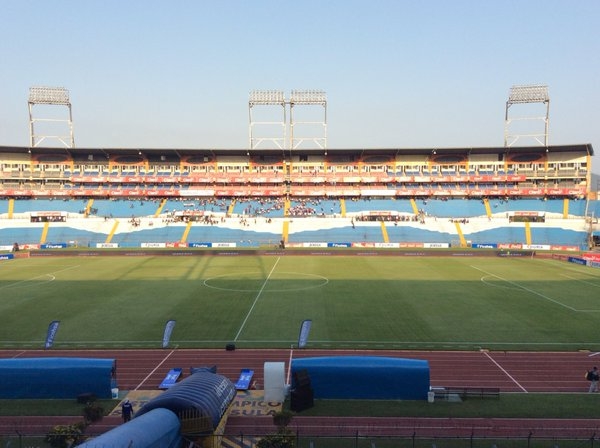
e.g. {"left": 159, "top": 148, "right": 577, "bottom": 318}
{"left": 2, "top": 431, "right": 599, "bottom": 448}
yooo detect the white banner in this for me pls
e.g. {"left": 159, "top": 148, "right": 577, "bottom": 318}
{"left": 162, "top": 320, "right": 176, "bottom": 348}
{"left": 297, "top": 319, "right": 312, "bottom": 349}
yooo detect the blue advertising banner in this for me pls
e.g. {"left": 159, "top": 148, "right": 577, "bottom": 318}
{"left": 41, "top": 243, "right": 67, "bottom": 249}
{"left": 0, "top": 254, "right": 14, "bottom": 260}
{"left": 162, "top": 319, "right": 176, "bottom": 348}
{"left": 471, "top": 243, "right": 498, "bottom": 249}
{"left": 45, "top": 320, "right": 60, "bottom": 349}
{"left": 297, "top": 319, "right": 312, "bottom": 349}
{"left": 327, "top": 243, "right": 351, "bottom": 248}
{"left": 189, "top": 242, "right": 212, "bottom": 248}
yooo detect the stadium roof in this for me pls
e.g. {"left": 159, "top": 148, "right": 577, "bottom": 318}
{"left": 0, "top": 143, "right": 593, "bottom": 161}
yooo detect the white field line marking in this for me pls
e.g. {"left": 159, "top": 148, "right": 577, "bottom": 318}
{"left": 234, "top": 257, "right": 281, "bottom": 341}
{"left": 471, "top": 265, "right": 578, "bottom": 311}
{"left": 3, "top": 339, "right": 595, "bottom": 348}
{"left": 561, "top": 274, "right": 600, "bottom": 288}
{"left": 135, "top": 347, "right": 178, "bottom": 390}
{"left": 482, "top": 350, "right": 528, "bottom": 392}
{"left": 0, "top": 265, "right": 80, "bottom": 290}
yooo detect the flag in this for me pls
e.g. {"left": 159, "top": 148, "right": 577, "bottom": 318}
{"left": 44, "top": 320, "right": 60, "bottom": 349}
{"left": 162, "top": 319, "right": 176, "bottom": 348}
{"left": 297, "top": 319, "right": 312, "bottom": 348}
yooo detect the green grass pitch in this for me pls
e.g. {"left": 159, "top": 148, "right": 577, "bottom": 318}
{"left": 1, "top": 254, "right": 599, "bottom": 350}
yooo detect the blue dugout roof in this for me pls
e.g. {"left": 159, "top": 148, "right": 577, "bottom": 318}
{"left": 292, "top": 356, "right": 430, "bottom": 400}
{"left": 0, "top": 357, "right": 115, "bottom": 399}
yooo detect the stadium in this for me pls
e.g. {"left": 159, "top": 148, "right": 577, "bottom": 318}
{"left": 1, "top": 86, "right": 600, "bottom": 447}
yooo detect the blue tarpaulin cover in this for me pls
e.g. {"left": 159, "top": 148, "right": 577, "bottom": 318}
{"left": 291, "top": 356, "right": 430, "bottom": 400}
{"left": 0, "top": 357, "right": 115, "bottom": 399}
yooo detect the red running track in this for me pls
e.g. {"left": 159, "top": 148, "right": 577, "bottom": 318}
{"left": 1, "top": 348, "right": 599, "bottom": 437}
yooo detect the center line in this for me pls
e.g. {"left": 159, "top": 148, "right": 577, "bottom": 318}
{"left": 234, "top": 257, "right": 281, "bottom": 341}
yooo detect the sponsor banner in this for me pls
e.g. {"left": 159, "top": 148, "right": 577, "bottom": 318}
{"left": 523, "top": 244, "right": 551, "bottom": 251}
{"left": 302, "top": 242, "right": 327, "bottom": 248}
{"left": 175, "top": 189, "right": 215, "bottom": 196}
{"left": 399, "top": 242, "right": 425, "bottom": 248}
{"left": 327, "top": 242, "right": 351, "bottom": 248}
{"left": 498, "top": 243, "right": 523, "bottom": 250}
{"left": 45, "top": 320, "right": 60, "bottom": 349}
{"left": 424, "top": 243, "right": 449, "bottom": 249}
{"left": 20, "top": 244, "right": 40, "bottom": 250}
{"left": 590, "top": 261, "right": 600, "bottom": 269}
{"left": 472, "top": 243, "right": 498, "bottom": 249}
{"left": 550, "top": 245, "right": 579, "bottom": 252}
{"left": 96, "top": 243, "right": 119, "bottom": 249}
{"left": 165, "top": 242, "right": 188, "bottom": 248}
{"left": 352, "top": 242, "right": 376, "bottom": 248}
{"left": 41, "top": 243, "right": 67, "bottom": 249}
{"left": 141, "top": 242, "right": 166, "bottom": 248}
{"left": 212, "top": 242, "right": 237, "bottom": 248}
{"left": 0, "top": 245, "right": 13, "bottom": 251}
{"left": 568, "top": 257, "right": 587, "bottom": 266}
{"left": 374, "top": 242, "right": 400, "bottom": 248}
{"left": 189, "top": 242, "right": 212, "bottom": 248}
{"left": 297, "top": 319, "right": 312, "bottom": 349}
{"left": 0, "top": 253, "right": 15, "bottom": 260}
{"left": 162, "top": 319, "right": 176, "bottom": 348}
{"left": 582, "top": 253, "right": 600, "bottom": 262}
{"left": 513, "top": 211, "right": 544, "bottom": 217}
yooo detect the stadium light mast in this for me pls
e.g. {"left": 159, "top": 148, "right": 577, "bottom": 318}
{"left": 28, "top": 86, "right": 75, "bottom": 148}
{"left": 504, "top": 84, "right": 550, "bottom": 147}
{"left": 248, "top": 90, "right": 286, "bottom": 150}
{"left": 289, "top": 90, "right": 327, "bottom": 150}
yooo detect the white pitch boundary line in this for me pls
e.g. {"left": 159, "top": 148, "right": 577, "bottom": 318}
{"left": 234, "top": 257, "right": 281, "bottom": 342}
{"left": 482, "top": 350, "right": 528, "bottom": 392}
{"left": 135, "top": 346, "right": 178, "bottom": 391}
{"left": 561, "top": 274, "right": 600, "bottom": 288}
{"left": 471, "top": 265, "right": 579, "bottom": 311}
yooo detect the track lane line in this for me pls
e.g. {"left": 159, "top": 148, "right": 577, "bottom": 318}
{"left": 482, "top": 351, "right": 528, "bottom": 392}
{"left": 134, "top": 347, "right": 178, "bottom": 390}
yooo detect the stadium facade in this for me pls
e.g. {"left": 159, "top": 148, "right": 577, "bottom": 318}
{"left": 0, "top": 143, "right": 598, "bottom": 251}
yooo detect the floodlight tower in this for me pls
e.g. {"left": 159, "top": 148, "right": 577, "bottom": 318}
{"left": 28, "top": 86, "right": 75, "bottom": 148}
{"left": 248, "top": 90, "right": 286, "bottom": 149}
{"left": 289, "top": 90, "right": 327, "bottom": 150}
{"left": 504, "top": 84, "right": 550, "bottom": 147}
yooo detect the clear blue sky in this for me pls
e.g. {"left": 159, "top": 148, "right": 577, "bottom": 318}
{"left": 1, "top": 0, "right": 599, "bottom": 173}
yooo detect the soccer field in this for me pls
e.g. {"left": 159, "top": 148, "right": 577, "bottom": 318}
{"left": 1, "top": 254, "right": 599, "bottom": 350}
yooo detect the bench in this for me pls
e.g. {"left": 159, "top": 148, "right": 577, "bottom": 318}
{"left": 433, "top": 387, "right": 500, "bottom": 400}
